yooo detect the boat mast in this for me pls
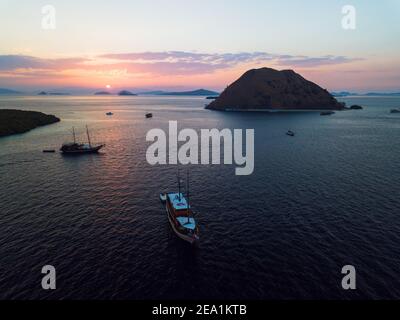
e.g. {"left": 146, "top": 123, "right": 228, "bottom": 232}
{"left": 86, "top": 125, "right": 92, "bottom": 147}
{"left": 187, "top": 170, "right": 190, "bottom": 222}
{"left": 177, "top": 168, "right": 181, "bottom": 201}
{"left": 72, "top": 127, "right": 76, "bottom": 144}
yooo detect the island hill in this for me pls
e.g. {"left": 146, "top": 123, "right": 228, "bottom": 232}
{"left": 0, "top": 88, "right": 21, "bottom": 95}
{"left": 94, "top": 89, "right": 219, "bottom": 96}
{"left": 118, "top": 90, "right": 137, "bottom": 96}
{"left": 0, "top": 109, "right": 60, "bottom": 137}
{"left": 155, "top": 89, "right": 219, "bottom": 96}
{"left": 94, "top": 91, "right": 112, "bottom": 95}
{"left": 38, "top": 91, "right": 70, "bottom": 96}
{"left": 206, "top": 67, "right": 344, "bottom": 111}
{"left": 94, "top": 90, "right": 137, "bottom": 96}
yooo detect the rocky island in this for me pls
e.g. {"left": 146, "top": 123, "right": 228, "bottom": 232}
{"left": 161, "top": 89, "right": 219, "bottom": 96}
{"left": 206, "top": 67, "right": 344, "bottom": 111}
{"left": 0, "top": 109, "right": 60, "bottom": 137}
{"left": 94, "top": 91, "right": 112, "bottom": 95}
{"left": 118, "top": 90, "right": 137, "bottom": 96}
{"left": 0, "top": 88, "right": 21, "bottom": 95}
{"left": 38, "top": 91, "right": 70, "bottom": 96}
{"left": 136, "top": 89, "right": 219, "bottom": 96}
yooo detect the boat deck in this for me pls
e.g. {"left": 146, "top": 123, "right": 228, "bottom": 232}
{"left": 168, "top": 193, "right": 190, "bottom": 210}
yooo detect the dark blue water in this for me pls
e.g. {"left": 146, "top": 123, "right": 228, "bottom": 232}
{"left": 0, "top": 96, "right": 399, "bottom": 299}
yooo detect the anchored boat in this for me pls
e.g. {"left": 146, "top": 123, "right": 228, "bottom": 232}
{"left": 60, "top": 126, "right": 105, "bottom": 154}
{"left": 160, "top": 171, "right": 199, "bottom": 245}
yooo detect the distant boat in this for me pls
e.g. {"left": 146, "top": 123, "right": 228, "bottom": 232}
{"left": 286, "top": 130, "right": 295, "bottom": 137}
{"left": 106, "top": 112, "right": 114, "bottom": 116}
{"left": 390, "top": 109, "right": 400, "bottom": 114}
{"left": 161, "top": 170, "right": 199, "bottom": 245}
{"left": 43, "top": 149, "right": 55, "bottom": 153}
{"left": 60, "top": 126, "right": 104, "bottom": 154}
{"left": 320, "top": 111, "right": 335, "bottom": 116}
{"left": 146, "top": 113, "right": 153, "bottom": 118}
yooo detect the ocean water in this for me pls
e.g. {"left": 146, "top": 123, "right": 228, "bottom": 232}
{"left": 0, "top": 95, "right": 399, "bottom": 300}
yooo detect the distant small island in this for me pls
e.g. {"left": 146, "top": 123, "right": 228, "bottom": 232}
{"left": 0, "top": 109, "right": 60, "bottom": 137}
{"left": 38, "top": 91, "right": 70, "bottom": 96}
{"left": 118, "top": 90, "right": 137, "bottom": 96}
{"left": 332, "top": 91, "right": 400, "bottom": 97}
{"left": 136, "top": 90, "right": 166, "bottom": 95}
{"left": 160, "top": 89, "right": 219, "bottom": 96}
{"left": 206, "top": 67, "right": 344, "bottom": 111}
{"left": 94, "top": 91, "right": 112, "bottom": 95}
{"left": 137, "top": 89, "right": 219, "bottom": 96}
{"left": 0, "top": 88, "right": 21, "bottom": 95}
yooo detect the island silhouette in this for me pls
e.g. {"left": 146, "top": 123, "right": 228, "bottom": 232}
{"left": 207, "top": 67, "right": 344, "bottom": 111}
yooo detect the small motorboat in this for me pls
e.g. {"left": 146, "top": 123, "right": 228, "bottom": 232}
{"left": 286, "top": 130, "right": 295, "bottom": 137}
{"left": 106, "top": 112, "right": 114, "bottom": 116}
{"left": 43, "top": 149, "right": 55, "bottom": 153}
{"left": 320, "top": 111, "right": 335, "bottom": 116}
{"left": 146, "top": 113, "right": 153, "bottom": 118}
{"left": 160, "top": 193, "right": 167, "bottom": 203}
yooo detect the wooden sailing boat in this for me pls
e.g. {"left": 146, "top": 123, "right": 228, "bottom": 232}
{"left": 60, "top": 126, "right": 105, "bottom": 154}
{"left": 160, "top": 170, "right": 199, "bottom": 245}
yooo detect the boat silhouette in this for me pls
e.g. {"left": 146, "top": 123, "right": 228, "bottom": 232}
{"left": 60, "top": 126, "right": 104, "bottom": 154}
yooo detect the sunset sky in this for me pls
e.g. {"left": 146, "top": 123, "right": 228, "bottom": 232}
{"left": 0, "top": 0, "right": 399, "bottom": 92}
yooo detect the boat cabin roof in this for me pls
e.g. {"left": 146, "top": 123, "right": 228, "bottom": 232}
{"left": 176, "top": 217, "right": 196, "bottom": 230}
{"left": 168, "top": 193, "right": 190, "bottom": 210}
